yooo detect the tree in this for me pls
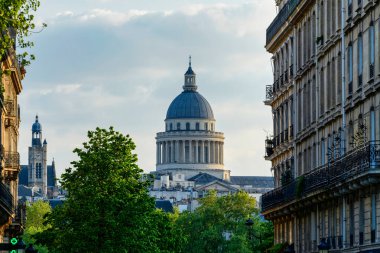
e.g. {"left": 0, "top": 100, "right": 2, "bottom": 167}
{"left": 175, "top": 191, "right": 272, "bottom": 253}
{"left": 0, "top": 0, "right": 45, "bottom": 65}
{"left": 22, "top": 200, "right": 51, "bottom": 253}
{"left": 34, "top": 127, "right": 180, "bottom": 253}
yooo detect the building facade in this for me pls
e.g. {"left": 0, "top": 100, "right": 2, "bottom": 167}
{"left": 155, "top": 58, "right": 230, "bottom": 181}
{"left": 0, "top": 32, "right": 24, "bottom": 242}
{"left": 262, "top": 0, "right": 380, "bottom": 252}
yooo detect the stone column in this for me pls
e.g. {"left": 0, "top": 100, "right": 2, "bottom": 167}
{"left": 221, "top": 143, "right": 224, "bottom": 164}
{"left": 189, "top": 140, "right": 193, "bottom": 163}
{"left": 175, "top": 140, "right": 179, "bottom": 163}
{"left": 172, "top": 140, "right": 175, "bottom": 163}
{"left": 165, "top": 141, "right": 169, "bottom": 164}
{"left": 201, "top": 141, "right": 205, "bottom": 163}
{"left": 195, "top": 141, "right": 199, "bottom": 163}
{"left": 156, "top": 142, "right": 160, "bottom": 164}
{"left": 182, "top": 140, "right": 185, "bottom": 163}
{"left": 161, "top": 142, "right": 165, "bottom": 164}
{"left": 216, "top": 142, "right": 219, "bottom": 164}
{"left": 207, "top": 141, "right": 211, "bottom": 163}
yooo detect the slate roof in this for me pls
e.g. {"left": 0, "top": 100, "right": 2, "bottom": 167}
{"left": 19, "top": 165, "right": 28, "bottom": 186}
{"left": 188, "top": 173, "right": 225, "bottom": 186}
{"left": 47, "top": 165, "right": 57, "bottom": 188}
{"left": 166, "top": 91, "right": 215, "bottom": 120}
{"left": 230, "top": 176, "right": 274, "bottom": 189}
{"left": 18, "top": 185, "right": 33, "bottom": 197}
{"left": 155, "top": 200, "right": 174, "bottom": 213}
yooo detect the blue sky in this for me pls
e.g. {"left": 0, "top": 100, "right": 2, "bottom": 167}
{"left": 19, "top": 0, "right": 277, "bottom": 177}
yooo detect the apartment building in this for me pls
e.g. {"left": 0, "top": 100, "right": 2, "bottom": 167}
{"left": 263, "top": 0, "right": 380, "bottom": 252}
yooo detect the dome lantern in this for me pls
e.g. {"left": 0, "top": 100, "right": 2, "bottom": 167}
{"left": 183, "top": 56, "right": 197, "bottom": 92}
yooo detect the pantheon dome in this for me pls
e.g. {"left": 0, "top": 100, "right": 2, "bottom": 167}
{"left": 155, "top": 58, "right": 229, "bottom": 181}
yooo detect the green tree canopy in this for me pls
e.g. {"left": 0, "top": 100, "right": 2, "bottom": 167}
{"left": 23, "top": 200, "right": 51, "bottom": 253}
{"left": 34, "top": 127, "right": 181, "bottom": 253}
{"left": 176, "top": 191, "right": 273, "bottom": 253}
{"left": 0, "top": 0, "right": 45, "bottom": 65}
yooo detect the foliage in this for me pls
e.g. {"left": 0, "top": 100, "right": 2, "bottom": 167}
{"left": 295, "top": 175, "right": 304, "bottom": 199}
{"left": 23, "top": 200, "right": 51, "bottom": 253}
{"left": 266, "top": 242, "right": 288, "bottom": 253}
{"left": 175, "top": 191, "right": 273, "bottom": 253}
{"left": 0, "top": 0, "right": 46, "bottom": 65}
{"left": 34, "top": 127, "right": 181, "bottom": 253}
{"left": 280, "top": 170, "right": 292, "bottom": 186}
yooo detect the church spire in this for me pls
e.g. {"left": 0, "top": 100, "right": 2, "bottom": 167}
{"left": 183, "top": 55, "right": 197, "bottom": 91}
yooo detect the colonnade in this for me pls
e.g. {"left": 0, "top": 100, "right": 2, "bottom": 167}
{"left": 156, "top": 140, "right": 224, "bottom": 165}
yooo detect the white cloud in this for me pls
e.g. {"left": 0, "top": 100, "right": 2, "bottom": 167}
{"left": 22, "top": 0, "right": 277, "bottom": 178}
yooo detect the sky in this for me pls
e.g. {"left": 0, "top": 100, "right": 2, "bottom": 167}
{"left": 18, "top": 0, "right": 277, "bottom": 178}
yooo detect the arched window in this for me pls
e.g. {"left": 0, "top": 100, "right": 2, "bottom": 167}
{"left": 177, "top": 122, "right": 181, "bottom": 130}
{"left": 36, "top": 163, "right": 42, "bottom": 179}
{"left": 196, "top": 123, "right": 200, "bottom": 130}
{"left": 357, "top": 33, "right": 363, "bottom": 86}
{"left": 186, "top": 122, "right": 190, "bottom": 130}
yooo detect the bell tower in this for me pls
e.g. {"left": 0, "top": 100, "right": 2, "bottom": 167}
{"left": 28, "top": 115, "right": 48, "bottom": 197}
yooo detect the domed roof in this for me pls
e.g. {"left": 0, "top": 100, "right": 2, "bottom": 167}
{"left": 166, "top": 58, "right": 214, "bottom": 120}
{"left": 166, "top": 91, "right": 214, "bottom": 120}
{"left": 32, "top": 115, "right": 42, "bottom": 132}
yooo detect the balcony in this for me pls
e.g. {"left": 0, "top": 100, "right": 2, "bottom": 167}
{"left": 262, "top": 141, "right": 380, "bottom": 212}
{"left": 265, "top": 138, "right": 274, "bottom": 158}
{"left": 266, "top": 0, "right": 301, "bottom": 44}
{"left": 0, "top": 182, "right": 13, "bottom": 225}
{"left": 4, "top": 152, "right": 20, "bottom": 169}
{"left": 265, "top": 85, "right": 273, "bottom": 104}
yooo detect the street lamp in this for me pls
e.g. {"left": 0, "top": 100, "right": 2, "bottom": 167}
{"left": 318, "top": 238, "right": 329, "bottom": 253}
{"left": 245, "top": 218, "right": 254, "bottom": 240}
{"left": 245, "top": 218, "right": 262, "bottom": 244}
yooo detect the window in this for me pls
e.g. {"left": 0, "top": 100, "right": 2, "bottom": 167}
{"left": 369, "top": 22, "right": 375, "bottom": 78}
{"left": 357, "top": 33, "right": 363, "bottom": 86}
{"left": 205, "top": 123, "right": 208, "bottom": 131}
{"left": 348, "top": 42, "right": 353, "bottom": 93}
{"left": 170, "top": 123, "right": 173, "bottom": 131}
{"left": 177, "top": 122, "right": 181, "bottom": 130}
{"left": 211, "top": 123, "right": 214, "bottom": 131}
{"left": 36, "top": 163, "right": 42, "bottom": 179}
{"left": 186, "top": 122, "right": 190, "bottom": 130}
{"left": 321, "top": 139, "right": 326, "bottom": 166}
{"left": 371, "top": 193, "right": 377, "bottom": 243}
{"left": 196, "top": 122, "right": 199, "bottom": 131}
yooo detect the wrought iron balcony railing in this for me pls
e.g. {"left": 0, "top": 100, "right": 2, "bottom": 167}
{"left": 262, "top": 141, "right": 380, "bottom": 212}
{"left": 370, "top": 63, "right": 375, "bottom": 78}
{"left": 266, "top": 0, "right": 301, "bottom": 44}
{"left": 0, "top": 182, "right": 13, "bottom": 218}
{"left": 4, "top": 152, "right": 20, "bottom": 168}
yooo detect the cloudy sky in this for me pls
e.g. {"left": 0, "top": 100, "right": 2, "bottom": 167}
{"left": 18, "top": 0, "right": 277, "bottom": 178}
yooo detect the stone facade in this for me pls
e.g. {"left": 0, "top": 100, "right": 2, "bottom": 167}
{"left": 0, "top": 35, "right": 24, "bottom": 242}
{"left": 263, "top": 0, "right": 380, "bottom": 252}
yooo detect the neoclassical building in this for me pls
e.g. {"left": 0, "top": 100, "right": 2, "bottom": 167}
{"left": 262, "top": 0, "right": 380, "bottom": 252}
{"left": 155, "top": 59, "right": 230, "bottom": 181}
